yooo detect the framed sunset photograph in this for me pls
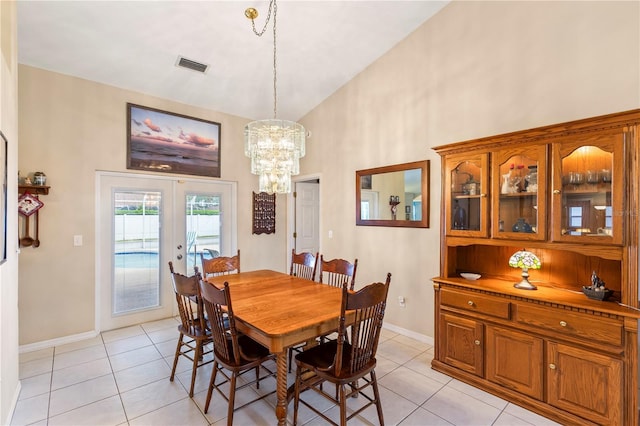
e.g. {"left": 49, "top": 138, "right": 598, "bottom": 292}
{"left": 127, "top": 103, "right": 221, "bottom": 178}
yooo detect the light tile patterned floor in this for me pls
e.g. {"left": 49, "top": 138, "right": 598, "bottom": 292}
{"left": 12, "top": 318, "right": 561, "bottom": 425}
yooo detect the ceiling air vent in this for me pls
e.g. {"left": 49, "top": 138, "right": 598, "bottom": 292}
{"left": 176, "top": 56, "right": 209, "bottom": 73}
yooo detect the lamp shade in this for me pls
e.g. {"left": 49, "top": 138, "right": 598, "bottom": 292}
{"left": 509, "top": 250, "right": 541, "bottom": 290}
{"left": 509, "top": 250, "right": 541, "bottom": 270}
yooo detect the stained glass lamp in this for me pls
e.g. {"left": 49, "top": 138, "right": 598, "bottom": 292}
{"left": 509, "top": 250, "right": 541, "bottom": 290}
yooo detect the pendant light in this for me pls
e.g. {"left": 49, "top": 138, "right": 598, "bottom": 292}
{"left": 244, "top": 0, "right": 306, "bottom": 194}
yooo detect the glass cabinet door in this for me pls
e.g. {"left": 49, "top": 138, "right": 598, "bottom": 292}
{"left": 551, "top": 130, "right": 624, "bottom": 244}
{"left": 492, "top": 145, "right": 547, "bottom": 240}
{"left": 445, "top": 154, "right": 489, "bottom": 237}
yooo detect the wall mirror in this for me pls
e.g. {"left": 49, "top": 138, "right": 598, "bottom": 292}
{"left": 356, "top": 160, "right": 430, "bottom": 228}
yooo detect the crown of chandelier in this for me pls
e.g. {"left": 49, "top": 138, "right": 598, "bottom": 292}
{"left": 244, "top": 0, "right": 306, "bottom": 194}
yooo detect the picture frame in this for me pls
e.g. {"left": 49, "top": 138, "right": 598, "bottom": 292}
{"left": 360, "top": 174, "right": 372, "bottom": 190}
{"left": 0, "top": 131, "right": 6, "bottom": 264}
{"left": 127, "top": 103, "right": 221, "bottom": 178}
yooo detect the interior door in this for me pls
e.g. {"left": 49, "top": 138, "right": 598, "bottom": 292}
{"left": 97, "top": 172, "right": 236, "bottom": 331}
{"left": 294, "top": 181, "right": 319, "bottom": 254}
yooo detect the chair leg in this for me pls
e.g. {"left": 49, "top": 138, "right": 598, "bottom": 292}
{"left": 226, "top": 373, "right": 237, "bottom": 426}
{"left": 204, "top": 361, "right": 219, "bottom": 414}
{"left": 370, "top": 371, "right": 384, "bottom": 426}
{"left": 255, "top": 365, "right": 260, "bottom": 389}
{"left": 170, "top": 333, "right": 184, "bottom": 381}
{"left": 338, "top": 383, "right": 347, "bottom": 426}
{"left": 292, "top": 366, "right": 303, "bottom": 426}
{"left": 189, "top": 338, "right": 202, "bottom": 397}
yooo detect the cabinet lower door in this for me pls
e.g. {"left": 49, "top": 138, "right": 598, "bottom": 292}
{"left": 440, "top": 313, "right": 483, "bottom": 376}
{"left": 547, "top": 342, "right": 622, "bottom": 425}
{"left": 486, "top": 326, "right": 543, "bottom": 399}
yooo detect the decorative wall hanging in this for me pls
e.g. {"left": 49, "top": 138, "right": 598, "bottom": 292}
{"left": 127, "top": 103, "right": 222, "bottom": 178}
{"left": 18, "top": 192, "right": 44, "bottom": 248}
{"left": 252, "top": 191, "right": 276, "bottom": 234}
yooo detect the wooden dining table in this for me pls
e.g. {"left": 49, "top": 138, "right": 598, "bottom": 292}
{"left": 204, "top": 269, "right": 344, "bottom": 426}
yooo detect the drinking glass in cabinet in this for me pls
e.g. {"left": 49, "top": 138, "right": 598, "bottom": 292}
{"left": 560, "top": 146, "right": 613, "bottom": 237}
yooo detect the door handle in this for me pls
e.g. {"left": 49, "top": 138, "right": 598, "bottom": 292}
{"left": 176, "top": 254, "right": 183, "bottom": 260}
{"left": 177, "top": 244, "right": 183, "bottom": 250}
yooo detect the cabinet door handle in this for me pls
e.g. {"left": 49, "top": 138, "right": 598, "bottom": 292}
{"left": 474, "top": 340, "right": 481, "bottom": 346}
{"left": 480, "top": 193, "right": 487, "bottom": 198}
{"left": 549, "top": 363, "right": 557, "bottom": 370}
{"left": 553, "top": 189, "right": 561, "bottom": 194}
{"left": 559, "top": 320, "right": 567, "bottom": 327}
{"left": 467, "top": 300, "right": 474, "bottom": 306}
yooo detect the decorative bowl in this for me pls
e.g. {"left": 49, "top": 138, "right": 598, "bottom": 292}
{"left": 460, "top": 273, "right": 481, "bottom": 281}
{"left": 582, "top": 286, "right": 614, "bottom": 301}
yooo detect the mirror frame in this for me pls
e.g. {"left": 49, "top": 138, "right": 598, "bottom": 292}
{"left": 356, "top": 160, "right": 430, "bottom": 228}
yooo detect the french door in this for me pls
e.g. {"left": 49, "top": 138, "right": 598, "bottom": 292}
{"left": 97, "top": 172, "right": 236, "bottom": 331}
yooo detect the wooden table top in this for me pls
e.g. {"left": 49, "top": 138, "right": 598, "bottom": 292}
{"left": 204, "top": 269, "right": 343, "bottom": 352}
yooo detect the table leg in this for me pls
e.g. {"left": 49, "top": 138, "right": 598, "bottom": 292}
{"left": 275, "top": 351, "right": 288, "bottom": 426}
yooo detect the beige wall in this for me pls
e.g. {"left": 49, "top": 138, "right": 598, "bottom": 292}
{"left": 1, "top": 1, "right": 21, "bottom": 423}
{"left": 298, "top": 0, "right": 639, "bottom": 337}
{"left": 15, "top": 1, "right": 640, "bottom": 348}
{"left": 17, "top": 67, "right": 289, "bottom": 345}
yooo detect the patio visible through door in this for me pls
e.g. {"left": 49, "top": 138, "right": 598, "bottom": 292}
{"left": 98, "top": 172, "right": 236, "bottom": 331}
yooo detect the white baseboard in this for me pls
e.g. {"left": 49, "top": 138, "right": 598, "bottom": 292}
{"left": 19, "top": 330, "right": 100, "bottom": 353}
{"left": 383, "top": 322, "right": 434, "bottom": 346}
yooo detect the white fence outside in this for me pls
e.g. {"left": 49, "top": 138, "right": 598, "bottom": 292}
{"left": 114, "top": 214, "right": 220, "bottom": 243}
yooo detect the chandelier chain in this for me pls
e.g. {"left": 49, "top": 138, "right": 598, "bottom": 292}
{"left": 249, "top": 0, "right": 278, "bottom": 119}
{"left": 272, "top": 1, "right": 277, "bottom": 119}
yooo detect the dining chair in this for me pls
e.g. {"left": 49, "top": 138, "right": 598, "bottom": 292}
{"left": 198, "top": 279, "right": 276, "bottom": 425}
{"left": 168, "top": 261, "right": 213, "bottom": 397}
{"left": 287, "top": 250, "right": 319, "bottom": 371}
{"left": 200, "top": 249, "right": 240, "bottom": 278}
{"left": 292, "top": 273, "right": 391, "bottom": 426}
{"left": 318, "top": 255, "right": 358, "bottom": 291}
{"left": 290, "top": 249, "right": 318, "bottom": 280}
{"left": 317, "top": 255, "right": 358, "bottom": 344}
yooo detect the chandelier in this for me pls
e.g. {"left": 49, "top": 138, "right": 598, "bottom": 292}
{"left": 244, "top": 0, "right": 306, "bottom": 194}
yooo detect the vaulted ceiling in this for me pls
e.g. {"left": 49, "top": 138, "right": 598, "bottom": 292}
{"left": 17, "top": 1, "right": 448, "bottom": 121}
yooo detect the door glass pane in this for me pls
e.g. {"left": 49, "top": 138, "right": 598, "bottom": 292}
{"left": 185, "top": 193, "right": 222, "bottom": 272}
{"left": 113, "top": 190, "right": 161, "bottom": 314}
{"left": 561, "top": 146, "right": 613, "bottom": 236}
{"left": 497, "top": 155, "right": 539, "bottom": 234}
{"left": 451, "top": 160, "right": 482, "bottom": 231}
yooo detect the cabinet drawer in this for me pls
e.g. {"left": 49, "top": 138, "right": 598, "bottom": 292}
{"left": 515, "top": 304, "right": 623, "bottom": 346}
{"left": 441, "top": 288, "right": 510, "bottom": 319}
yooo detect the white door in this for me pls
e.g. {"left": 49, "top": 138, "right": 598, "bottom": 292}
{"left": 97, "top": 172, "right": 236, "bottom": 331}
{"left": 294, "top": 181, "right": 320, "bottom": 254}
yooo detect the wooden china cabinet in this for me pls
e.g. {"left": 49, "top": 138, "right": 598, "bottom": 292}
{"left": 432, "top": 110, "right": 640, "bottom": 426}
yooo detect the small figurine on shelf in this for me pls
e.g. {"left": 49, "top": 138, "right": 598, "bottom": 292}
{"left": 591, "top": 270, "right": 605, "bottom": 289}
{"left": 582, "top": 270, "right": 613, "bottom": 301}
{"left": 24, "top": 177, "right": 32, "bottom": 185}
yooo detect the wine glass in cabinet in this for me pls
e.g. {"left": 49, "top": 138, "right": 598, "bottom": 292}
{"left": 444, "top": 154, "right": 489, "bottom": 237}
{"left": 491, "top": 145, "right": 547, "bottom": 241}
{"left": 551, "top": 130, "right": 623, "bottom": 245}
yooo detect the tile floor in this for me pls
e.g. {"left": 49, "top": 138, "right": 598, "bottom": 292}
{"left": 12, "top": 318, "right": 562, "bottom": 425}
